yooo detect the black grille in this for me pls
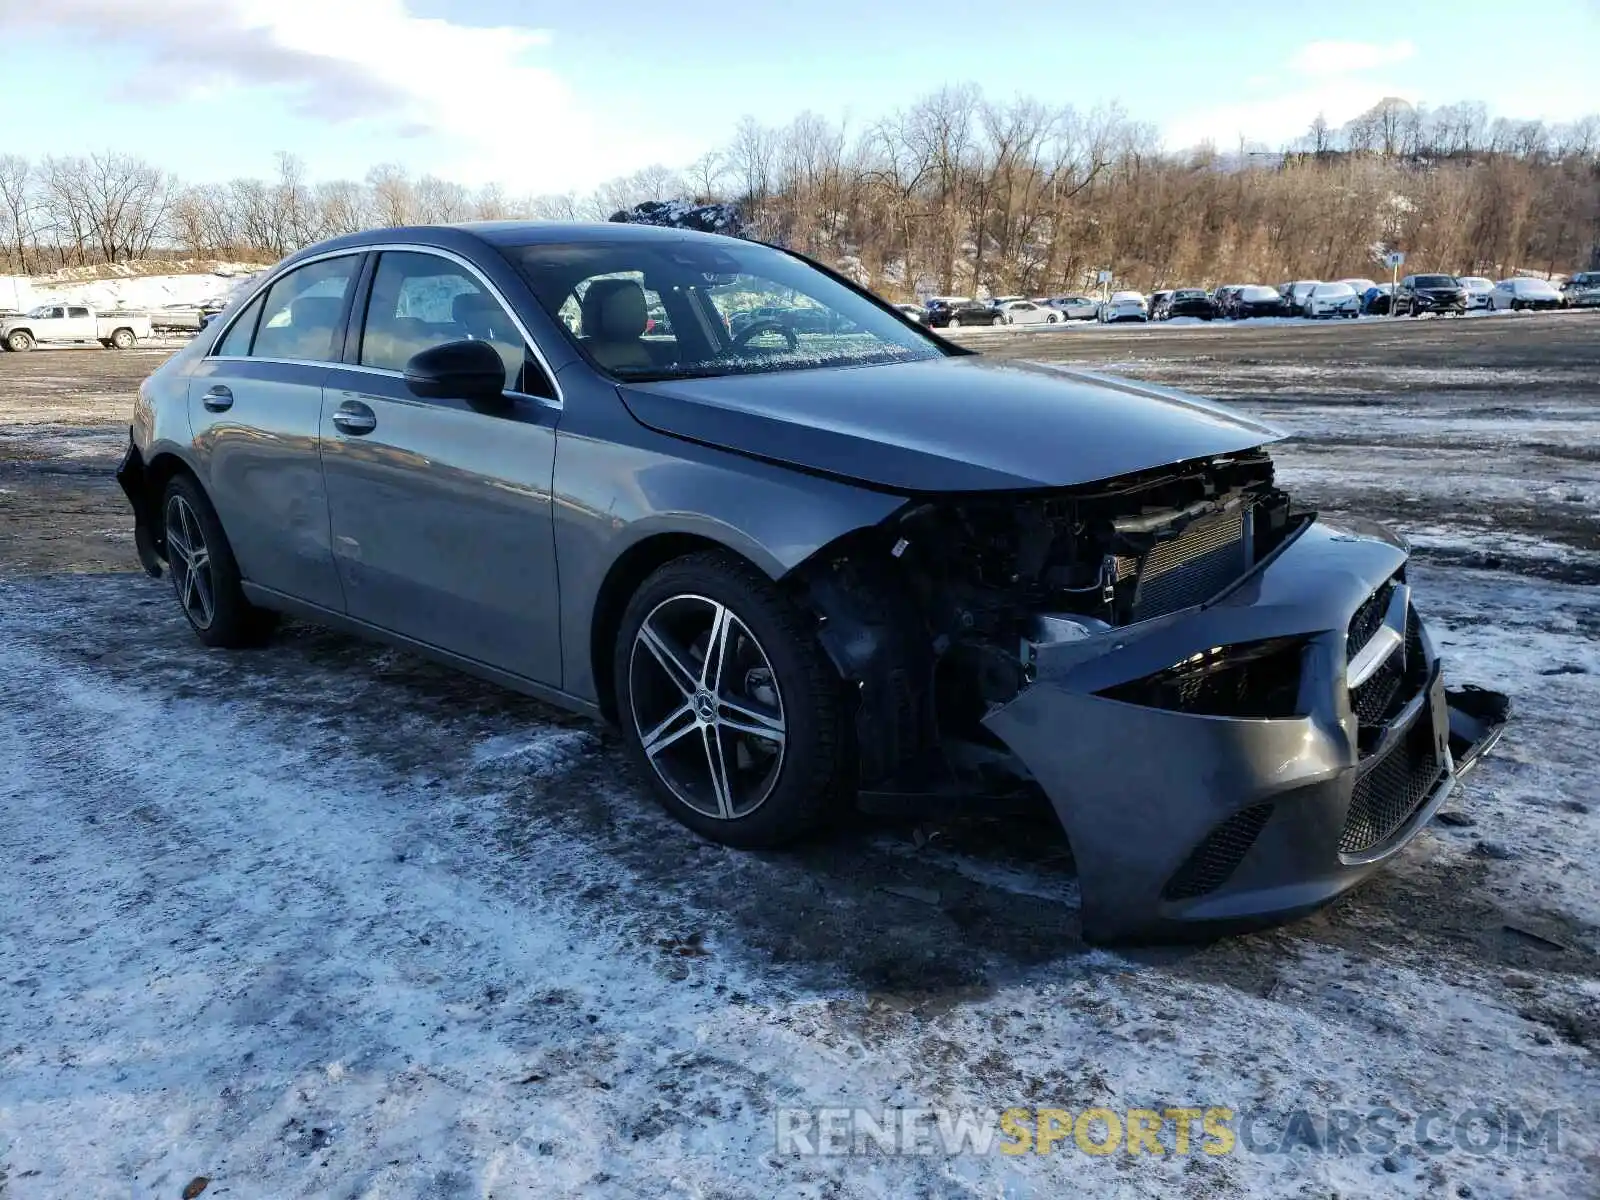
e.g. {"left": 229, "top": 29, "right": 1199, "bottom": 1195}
{"left": 1339, "top": 715, "right": 1442, "bottom": 855}
{"left": 1131, "top": 507, "right": 1249, "bottom": 621}
{"left": 1352, "top": 656, "right": 1406, "bottom": 725}
{"left": 1347, "top": 579, "right": 1396, "bottom": 660}
{"left": 1349, "top": 602, "right": 1429, "bottom": 743}
{"left": 1163, "top": 804, "right": 1274, "bottom": 900}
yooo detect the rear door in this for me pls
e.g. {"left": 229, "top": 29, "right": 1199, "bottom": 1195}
{"left": 187, "top": 253, "right": 362, "bottom": 610}
{"left": 320, "top": 248, "right": 564, "bottom": 687}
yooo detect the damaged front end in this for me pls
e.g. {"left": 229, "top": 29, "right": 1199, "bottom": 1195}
{"left": 796, "top": 448, "right": 1509, "bottom": 943}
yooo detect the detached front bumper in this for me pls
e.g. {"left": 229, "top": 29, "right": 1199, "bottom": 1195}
{"left": 983, "top": 519, "right": 1509, "bottom": 944}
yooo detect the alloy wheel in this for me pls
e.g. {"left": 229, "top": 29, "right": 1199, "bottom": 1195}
{"left": 628, "top": 593, "right": 787, "bottom": 820}
{"left": 165, "top": 493, "right": 216, "bottom": 630}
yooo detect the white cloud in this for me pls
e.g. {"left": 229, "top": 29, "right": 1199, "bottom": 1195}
{"left": 0, "top": 0, "right": 676, "bottom": 191}
{"left": 1162, "top": 38, "right": 1421, "bottom": 151}
{"left": 1288, "top": 39, "right": 1416, "bottom": 77}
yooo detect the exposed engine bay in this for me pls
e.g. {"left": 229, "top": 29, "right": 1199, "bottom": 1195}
{"left": 798, "top": 448, "right": 1301, "bottom": 797}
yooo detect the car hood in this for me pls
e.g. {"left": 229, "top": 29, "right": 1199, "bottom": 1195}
{"left": 616, "top": 357, "right": 1285, "bottom": 493}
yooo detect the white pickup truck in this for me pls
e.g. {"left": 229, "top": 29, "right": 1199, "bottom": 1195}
{"left": 0, "top": 304, "right": 153, "bottom": 351}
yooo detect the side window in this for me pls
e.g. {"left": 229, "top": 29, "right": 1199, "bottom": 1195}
{"left": 215, "top": 294, "right": 265, "bottom": 357}
{"left": 48, "top": 307, "right": 64, "bottom": 319}
{"left": 360, "top": 250, "right": 539, "bottom": 392}
{"left": 68, "top": 306, "right": 90, "bottom": 318}
{"left": 251, "top": 256, "right": 359, "bottom": 363}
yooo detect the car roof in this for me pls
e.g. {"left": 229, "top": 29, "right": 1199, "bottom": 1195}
{"left": 283, "top": 220, "right": 749, "bottom": 263}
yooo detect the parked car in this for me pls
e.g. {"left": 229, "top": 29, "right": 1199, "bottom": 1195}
{"left": 986, "top": 295, "right": 1025, "bottom": 310}
{"left": 1457, "top": 277, "right": 1494, "bottom": 311}
{"left": 923, "top": 298, "right": 1001, "bottom": 328}
{"left": 1490, "top": 278, "right": 1563, "bottom": 311}
{"left": 0, "top": 304, "right": 151, "bottom": 351}
{"left": 1304, "top": 282, "right": 1361, "bottom": 319}
{"left": 114, "top": 219, "right": 1507, "bottom": 944}
{"left": 1279, "top": 280, "right": 1320, "bottom": 316}
{"left": 998, "top": 300, "right": 1061, "bottom": 326}
{"left": 893, "top": 303, "right": 927, "bottom": 324}
{"left": 1337, "top": 278, "right": 1378, "bottom": 297}
{"left": 1098, "top": 291, "right": 1149, "bottom": 323}
{"left": 1230, "top": 285, "right": 1289, "bottom": 319}
{"left": 1362, "top": 284, "right": 1393, "bottom": 316}
{"left": 1559, "top": 271, "right": 1600, "bottom": 308}
{"left": 1045, "top": 295, "right": 1100, "bottom": 321}
{"left": 1147, "top": 291, "right": 1174, "bottom": 318}
{"left": 1154, "top": 289, "right": 1217, "bottom": 321}
{"left": 1211, "top": 285, "right": 1244, "bottom": 316}
{"left": 1394, "top": 274, "right": 1466, "bottom": 317}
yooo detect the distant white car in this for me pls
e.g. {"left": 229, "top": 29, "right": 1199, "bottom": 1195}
{"left": 1489, "top": 278, "right": 1563, "bottom": 312}
{"left": 1046, "top": 295, "right": 1101, "bottom": 320}
{"left": 998, "top": 300, "right": 1061, "bottom": 326}
{"left": 1304, "top": 282, "right": 1360, "bottom": 319}
{"left": 1099, "top": 291, "right": 1149, "bottom": 323}
{"left": 893, "top": 303, "right": 926, "bottom": 323}
{"left": 1337, "top": 278, "right": 1378, "bottom": 297}
{"left": 1458, "top": 276, "right": 1494, "bottom": 310}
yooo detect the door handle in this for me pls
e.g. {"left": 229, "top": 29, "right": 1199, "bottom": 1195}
{"left": 201, "top": 385, "right": 233, "bottom": 412}
{"left": 332, "top": 400, "right": 377, "bottom": 436}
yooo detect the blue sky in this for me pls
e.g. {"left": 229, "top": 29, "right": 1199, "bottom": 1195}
{"left": 3, "top": 0, "right": 1597, "bottom": 193}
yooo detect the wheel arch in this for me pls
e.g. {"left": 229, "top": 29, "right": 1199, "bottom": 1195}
{"left": 142, "top": 450, "right": 206, "bottom": 559}
{"left": 589, "top": 531, "right": 763, "bottom": 723}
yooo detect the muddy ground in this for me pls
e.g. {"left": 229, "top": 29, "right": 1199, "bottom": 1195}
{"left": 1, "top": 319, "right": 1597, "bottom": 1197}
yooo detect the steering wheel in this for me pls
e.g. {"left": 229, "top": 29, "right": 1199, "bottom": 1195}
{"left": 731, "top": 319, "right": 799, "bottom": 351}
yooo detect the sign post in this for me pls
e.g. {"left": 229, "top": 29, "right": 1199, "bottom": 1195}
{"left": 1384, "top": 251, "right": 1405, "bottom": 316}
{"left": 1096, "top": 269, "right": 1112, "bottom": 306}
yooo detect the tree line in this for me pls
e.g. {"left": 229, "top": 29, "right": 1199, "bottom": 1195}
{"left": 2, "top": 91, "right": 1596, "bottom": 295}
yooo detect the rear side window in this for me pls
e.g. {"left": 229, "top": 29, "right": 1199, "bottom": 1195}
{"left": 215, "top": 294, "right": 265, "bottom": 357}
{"left": 360, "top": 251, "right": 535, "bottom": 389}
{"left": 251, "top": 256, "right": 360, "bottom": 363}
{"left": 68, "top": 306, "right": 90, "bottom": 318}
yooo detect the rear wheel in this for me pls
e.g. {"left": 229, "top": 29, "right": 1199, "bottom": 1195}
{"left": 6, "top": 330, "right": 34, "bottom": 352}
{"left": 110, "top": 327, "right": 137, "bottom": 350}
{"left": 949, "top": 317, "right": 962, "bottom": 329}
{"left": 161, "top": 475, "right": 279, "bottom": 648}
{"left": 615, "top": 551, "right": 849, "bottom": 849}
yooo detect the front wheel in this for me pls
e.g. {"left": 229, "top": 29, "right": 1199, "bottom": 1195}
{"left": 6, "top": 330, "right": 34, "bottom": 352}
{"left": 948, "top": 317, "right": 962, "bottom": 329}
{"left": 161, "top": 475, "right": 279, "bottom": 648}
{"left": 615, "top": 552, "right": 849, "bottom": 848}
{"left": 1047, "top": 313, "right": 1059, "bottom": 323}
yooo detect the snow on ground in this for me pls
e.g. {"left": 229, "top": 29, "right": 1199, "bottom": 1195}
{"left": 1, "top": 568, "right": 1595, "bottom": 1199}
{"left": 2, "top": 329, "right": 1599, "bottom": 1197}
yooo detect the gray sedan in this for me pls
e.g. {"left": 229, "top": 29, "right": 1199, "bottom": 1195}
{"left": 116, "top": 221, "right": 1507, "bottom": 942}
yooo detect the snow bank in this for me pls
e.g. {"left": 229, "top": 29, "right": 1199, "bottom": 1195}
{"left": 0, "top": 263, "right": 266, "bottom": 313}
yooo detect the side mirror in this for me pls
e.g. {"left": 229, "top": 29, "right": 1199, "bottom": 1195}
{"left": 404, "top": 339, "right": 506, "bottom": 404}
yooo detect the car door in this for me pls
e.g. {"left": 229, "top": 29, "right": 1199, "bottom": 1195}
{"left": 187, "top": 253, "right": 361, "bottom": 611}
{"left": 319, "top": 247, "right": 564, "bottom": 687}
{"left": 63, "top": 306, "right": 95, "bottom": 340}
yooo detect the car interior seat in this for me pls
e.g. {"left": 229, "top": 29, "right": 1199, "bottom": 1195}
{"left": 579, "top": 279, "right": 653, "bottom": 372}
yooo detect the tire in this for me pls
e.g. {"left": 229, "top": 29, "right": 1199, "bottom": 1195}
{"left": 6, "top": 330, "right": 34, "bottom": 352}
{"left": 614, "top": 550, "right": 849, "bottom": 849}
{"left": 1047, "top": 313, "right": 1059, "bottom": 323}
{"left": 949, "top": 317, "right": 962, "bottom": 329}
{"left": 110, "top": 327, "right": 137, "bottom": 350}
{"left": 161, "top": 474, "right": 279, "bottom": 649}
